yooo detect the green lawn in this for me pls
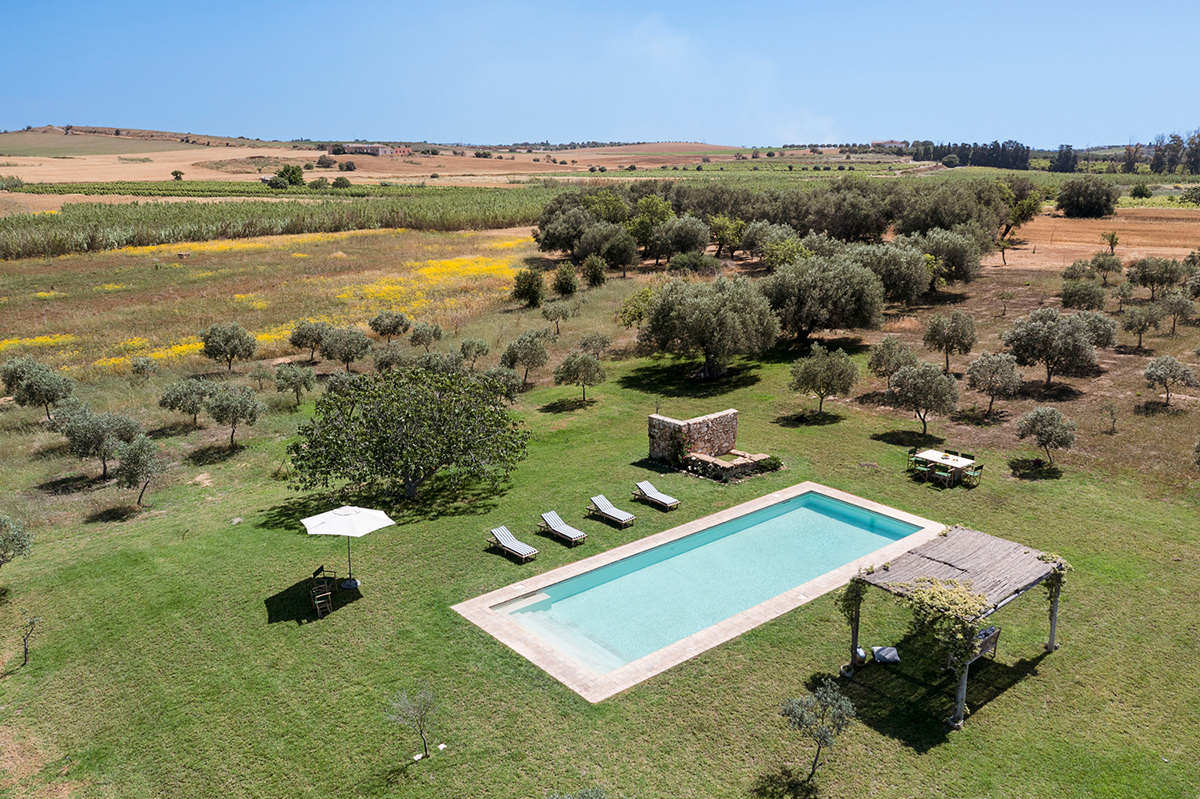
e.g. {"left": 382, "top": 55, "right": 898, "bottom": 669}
{"left": 1, "top": 333, "right": 1198, "bottom": 797}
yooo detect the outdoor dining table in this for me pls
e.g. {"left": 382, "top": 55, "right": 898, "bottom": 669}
{"left": 914, "top": 450, "right": 975, "bottom": 483}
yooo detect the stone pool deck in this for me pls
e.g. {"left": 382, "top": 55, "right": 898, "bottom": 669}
{"left": 451, "top": 481, "right": 945, "bottom": 702}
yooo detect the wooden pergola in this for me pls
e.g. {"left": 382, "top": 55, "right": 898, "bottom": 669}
{"left": 845, "top": 525, "right": 1068, "bottom": 727}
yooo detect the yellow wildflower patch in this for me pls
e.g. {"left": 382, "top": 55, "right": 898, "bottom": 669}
{"left": 119, "top": 337, "right": 150, "bottom": 352}
{"left": 95, "top": 283, "right": 128, "bottom": 292}
{"left": 148, "top": 339, "right": 203, "bottom": 361}
{"left": 291, "top": 253, "right": 310, "bottom": 258}
{"left": 254, "top": 324, "right": 292, "bottom": 344}
{"left": 0, "top": 333, "right": 77, "bottom": 353}
{"left": 93, "top": 355, "right": 131, "bottom": 371}
{"left": 34, "top": 291, "right": 65, "bottom": 300}
{"left": 487, "top": 236, "right": 535, "bottom": 249}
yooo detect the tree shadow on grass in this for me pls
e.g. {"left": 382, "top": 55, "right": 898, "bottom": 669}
{"left": 1133, "top": 400, "right": 1185, "bottom": 418}
{"left": 855, "top": 389, "right": 893, "bottom": 407}
{"left": 616, "top": 359, "right": 761, "bottom": 399}
{"left": 84, "top": 505, "right": 140, "bottom": 524}
{"left": 628, "top": 457, "right": 677, "bottom": 475}
{"left": 538, "top": 397, "right": 595, "bottom": 414}
{"left": 749, "top": 766, "right": 819, "bottom": 799}
{"left": 255, "top": 477, "right": 506, "bottom": 534}
{"left": 264, "top": 579, "right": 363, "bottom": 624}
{"left": 1007, "top": 457, "right": 1062, "bottom": 481}
{"left": 36, "top": 473, "right": 107, "bottom": 495}
{"left": 186, "top": 444, "right": 241, "bottom": 466}
{"left": 148, "top": 421, "right": 197, "bottom": 440}
{"left": 807, "top": 641, "right": 1047, "bottom": 753}
{"left": 950, "top": 407, "right": 1009, "bottom": 427}
{"left": 773, "top": 411, "right": 842, "bottom": 428}
{"left": 1018, "top": 381, "right": 1083, "bottom": 403}
{"left": 870, "top": 430, "right": 943, "bottom": 449}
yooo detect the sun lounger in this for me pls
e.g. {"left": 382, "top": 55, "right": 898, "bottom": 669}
{"left": 632, "top": 480, "right": 679, "bottom": 510}
{"left": 538, "top": 511, "right": 587, "bottom": 546}
{"left": 587, "top": 495, "right": 635, "bottom": 528}
{"left": 487, "top": 526, "right": 538, "bottom": 562}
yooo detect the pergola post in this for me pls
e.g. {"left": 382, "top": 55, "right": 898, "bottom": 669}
{"left": 1045, "top": 577, "right": 1062, "bottom": 652}
{"left": 949, "top": 661, "right": 970, "bottom": 728}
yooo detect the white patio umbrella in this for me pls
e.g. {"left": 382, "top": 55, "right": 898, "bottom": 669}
{"left": 301, "top": 506, "right": 395, "bottom": 589}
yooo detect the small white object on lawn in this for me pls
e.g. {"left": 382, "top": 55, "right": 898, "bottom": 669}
{"left": 438, "top": 744, "right": 446, "bottom": 751}
{"left": 413, "top": 754, "right": 423, "bottom": 761}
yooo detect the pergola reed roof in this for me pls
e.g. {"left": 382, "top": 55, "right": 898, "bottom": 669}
{"left": 860, "top": 525, "right": 1057, "bottom": 615}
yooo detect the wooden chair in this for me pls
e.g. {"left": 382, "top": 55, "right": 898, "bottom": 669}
{"left": 311, "top": 565, "right": 338, "bottom": 594}
{"left": 312, "top": 586, "right": 333, "bottom": 618}
{"left": 934, "top": 466, "right": 955, "bottom": 488}
{"left": 962, "top": 464, "right": 984, "bottom": 487}
{"left": 944, "top": 449, "right": 960, "bottom": 457}
{"left": 906, "top": 447, "right": 920, "bottom": 471}
{"left": 913, "top": 463, "right": 932, "bottom": 482}
{"left": 960, "top": 452, "right": 975, "bottom": 460}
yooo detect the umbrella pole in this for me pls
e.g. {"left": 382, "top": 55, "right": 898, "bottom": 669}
{"left": 347, "top": 536, "right": 353, "bottom": 581}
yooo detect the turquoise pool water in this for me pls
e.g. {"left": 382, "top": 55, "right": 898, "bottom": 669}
{"left": 496, "top": 492, "right": 919, "bottom": 676}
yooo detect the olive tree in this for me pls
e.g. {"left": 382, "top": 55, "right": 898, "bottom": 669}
{"left": 1002, "top": 308, "right": 1100, "bottom": 387}
{"left": 275, "top": 363, "right": 316, "bottom": 407}
{"left": 626, "top": 194, "right": 675, "bottom": 256}
{"left": 290, "top": 320, "right": 331, "bottom": 361}
{"left": 1158, "top": 292, "right": 1194, "bottom": 335}
{"left": 115, "top": 434, "right": 165, "bottom": 506}
{"left": 1112, "top": 281, "right": 1134, "bottom": 311}
{"left": 1122, "top": 305, "right": 1163, "bottom": 350}
{"left": 966, "top": 351, "right": 1022, "bottom": 417}
{"left": 368, "top": 311, "right": 411, "bottom": 343}
{"left": 847, "top": 242, "right": 929, "bottom": 305}
{"left": 289, "top": 368, "right": 529, "bottom": 499}
{"left": 1089, "top": 252, "right": 1123, "bottom": 285}
{"left": 499, "top": 328, "right": 552, "bottom": 386}
{"left": 552, "top": 264, "right": 579, "bottom": 297}
{"left": 1144, "top": 355, "right": 1198, "bottom": 406}
{"left": 7, "top": 361, "right": 74, "bottom": 420}
{"left": 386, "top": 687, "right": 437, "bottom": 759}
{"left": 780, "top": 678, "right": 856, "bottom": 783}
{"left": 1016, "top": 406, "right": 1076, "bottom": 464}
{"left": 541, "top": 301, "right": 572, "bottom": 335}
{"left": 891, "top": 362, "right": 959, "bottom": 436}
{"left": 638, "top": 277, "right": 779, "bottom": 379}
{"left": 789, "top": 345, "right": 858, "bottom": 414}
{"left": 320, "top": 327, "right": 372, "bottom": 371}
{"left": 761, "top": 255, "right": 883, "bottom": 342}
{"left": 0, "top": 515, "right": 33, "bottom": 572}
{"left": 868, "top": 335, "right": 918, "bottom": 390}
{"left": 199, "top": 322, "right": 257, "bottom": 371}
{"left": 205, "top": 385, "right": 265, "bottom": 448}
{"left": 159, "top": 379, "right": 217, "bottom": 426}
{"left": 553, "top": 351, "right": 606, "bottom": 401}
{"left": 1060, "top": 280, "right": 1107, "bottom": 311}
{"left": 129, "top": 355, "right": 159, "bottom": 386}
{"left": 1126, "top": 257, "right": 1187, "bottom": 300}
{"left": 579, "top": 332, "right": 612, "bottom": 357}
{"left": 409, "top": 322, "right": 443, "bottom": 354}
{"left": 923, "top": 310, "right": 976, "bottom": 374}
{"left": 52, "top": 400, "right": 141, "bottom": 478}
{"left": 460, "top": 339, "right": 490, "bottom": 369}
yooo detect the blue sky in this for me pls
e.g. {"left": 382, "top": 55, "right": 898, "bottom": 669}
{"left": 3, "top": 0, "right": 1197, "bottom": 148}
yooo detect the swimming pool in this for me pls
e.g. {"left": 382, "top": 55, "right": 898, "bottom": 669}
{"left": 454, "top": 482, "right": 943, "bottom": 701}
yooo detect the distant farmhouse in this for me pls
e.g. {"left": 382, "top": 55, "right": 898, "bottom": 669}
{"left": 340, "top": 143, "right": 411, "bottom": 156}
{"left": 871, "top": 139, "right": 909, "bottom": 149}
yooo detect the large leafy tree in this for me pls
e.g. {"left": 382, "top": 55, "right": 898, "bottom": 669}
{"left": 7, "top": 361, "right": 74, "bottom": 420}
{"left": 1002, "top": 308, "right": 1100, "bottom": 387}
{"left": 891, "top": 362, "right": 959, "bottom": 435}
{"left": 1122, "top": 305, "right": 1163, "bottom": 350}
{"left": 275, "top": 363, "right": 316, "bottom": 407}
{"left": 115, "top": 434, "right": 165, "bottom": 506}
{"left": 51, "top": 399, "right": 141, "bottom": 478}
{"left": 368, "top": 311, "right": 411, "bottom": 343}
{"left": 1126, "top": 257, "right": 1187, "bottom": 300}
{"left": 199, "top": 322, "right": 257, "bottom": 372}
{"left": 638, "top": 277, "right": 779, "bottom": 379}
{"left": 761, "top": 255, "right": 883, "bottom": 342}
{"left": 289, "top": 368, "right": 530, "bottom": 499}
{"left": 499, "top": 328, "right": 552, "bottom": 386}
{"left": 290, "top": 320, "right": 331, "bottom": 362}
{"left": 789, "top": 345, "right": 858, "bottom": 413}
{"left": 626, "top": 195, "right": 675, "bottom": 256}
{"left": 1056, "top": 175, "right": 1119, "bottom": 218}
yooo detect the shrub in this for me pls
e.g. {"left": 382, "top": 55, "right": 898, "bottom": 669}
{"left": 1060, "top": 279, "right": 1107, "bottom": 310}
{"left": 582, "top": 254, "right": 607, "bottom": 287}
{"left": 667, "top": 251, "right": 721, "bottom": 275}
{"left": 1182, "top": 186, "right": 1200, "bottom": 205}
{"left": 552, "top": 264, "right": 579, "bottom": 297}
{"left": 308, "top": 177, "right": 329, "bottom": 190}
{"left": 511, "top": 268, "right": 546, "bottom": 307}
{"left": 266, "top": 175, "right": 289, "bottom": 189}
{"left": 1130, "top": 183, "right": 1153, "bottom": 199}
{"left": 338, "top": 161, "right": 357, "bottom": 172}
{"left": 1061, "top": 259, "right": 1096, "bottom": 281}
{"left": 316, "top": 154, "right": 336, "bottom": 168}
{"left": 1057, "top": 175, "right": 1119, "bottom": 218}
{"left": 331, "top": 176, "right": 352, "bottom": 189}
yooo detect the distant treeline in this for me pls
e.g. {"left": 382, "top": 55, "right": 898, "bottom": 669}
{"left": 907, "top": 140, "right": 1032, "bottom": 170}
{"left": 506, "top": 140, "right": 646, "bottom": 151}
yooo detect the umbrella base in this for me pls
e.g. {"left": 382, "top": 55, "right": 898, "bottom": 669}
{"left": 341, "top": 578, "right": 360, "bottom": 590}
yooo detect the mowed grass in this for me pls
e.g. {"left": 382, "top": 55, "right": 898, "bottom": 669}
{"left": 0, "top": 229, "right": 1199, "bottom": 798}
